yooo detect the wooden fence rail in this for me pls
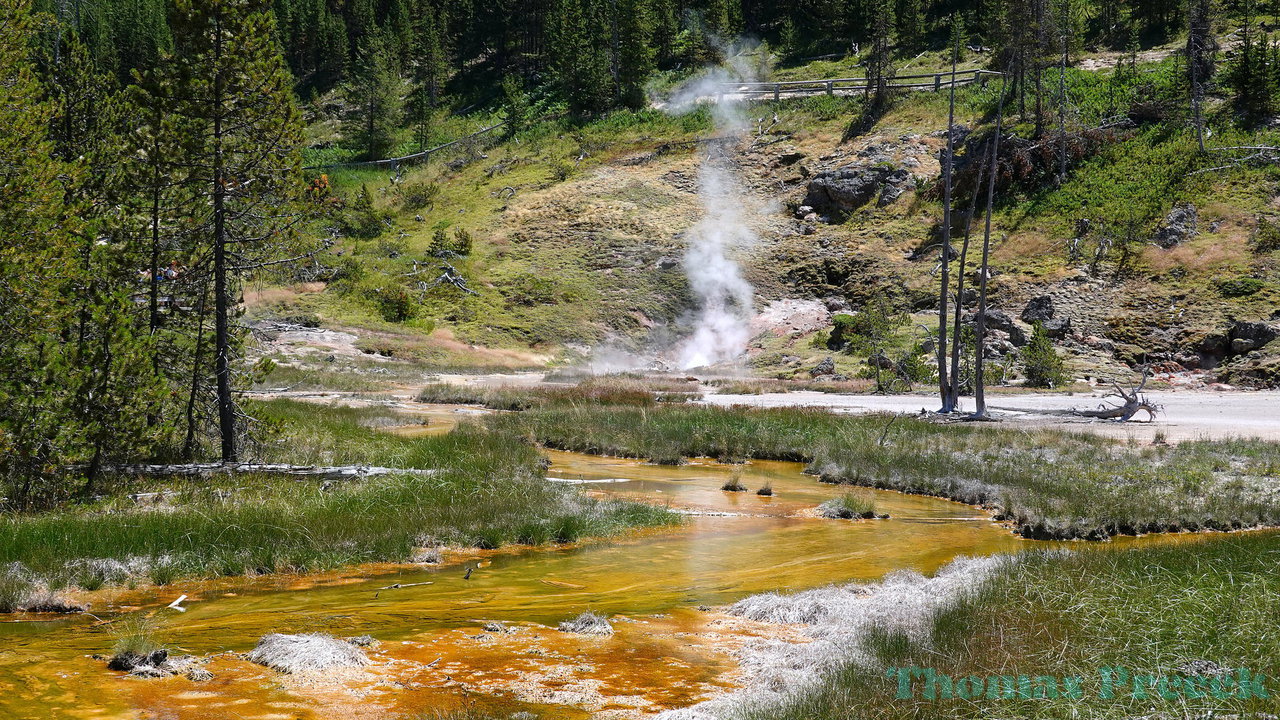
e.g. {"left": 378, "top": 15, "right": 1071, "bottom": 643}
{"left": 713, "top": 68, "right": 1001, "bottom": 101}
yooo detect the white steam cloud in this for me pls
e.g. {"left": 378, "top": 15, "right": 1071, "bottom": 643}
{"left": 663, "top": 47, "right": 763, "bottom": 370}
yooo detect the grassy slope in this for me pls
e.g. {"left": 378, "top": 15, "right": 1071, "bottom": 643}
{"left": 742, "top": 531, "right": 1280, "bottom": 720}
{"left": 264, "top": 49, "right": 1280, "bottom": 382}
{"left": 492, "top": 403, "right": 1280, "bottom": 539}
{"left": 0, "top": 400, "right": 674, "bottom": 600}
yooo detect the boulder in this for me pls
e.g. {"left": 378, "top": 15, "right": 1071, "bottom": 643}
{"left": 804, "top": 165, "right": 913, "bottom": 216}
{"left": 1021, "top": 295, "right": 1055, "bottom": 323}
{"left": 1229, "top": 320, "right": 1278, "bottom": 347}
{"left": 809, "top": 356, "right": 836, "bottom": 377}
{"left": 866, "top": 352, "right": 895, "bottom": 370}
{"left": 877, "top": 183, "right": 907, "bottom": 206}
{"left": 822, "top": 296, "right": 849, "bottom": 312}
{"left": 1040, "top": 317, "right": 1073, "bottom": 338}
{"left": 1153, "top": 202, "right": 1198, "bottom": 249}
{"left": 971, "top": 309, "right": 1029, "bottom": 346}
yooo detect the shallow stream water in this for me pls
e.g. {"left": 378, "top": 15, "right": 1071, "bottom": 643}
{"left": 0, "top": 406, "right": 1113, "bottom": 719}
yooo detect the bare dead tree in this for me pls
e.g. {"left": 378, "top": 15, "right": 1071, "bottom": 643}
{"left": 947, "top": 142, "right": 992, "bottom": 407}
{"left": 1187, "top": 0, "right": 1216, "bottom": 153}
{"left": 973, "top": 78, "right": 1008, "bottom": 420}
{"left": 936, "top": 24, "right": 960, "bottom": 413}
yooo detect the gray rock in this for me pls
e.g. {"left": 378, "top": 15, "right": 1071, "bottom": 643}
{"left": 822, "top": 296, "right": 848, "bottom": 312}
{"left": 1021, "top": 295, "right": 1055, "bottom": 323}
{"left": 1153, "top": 202, "right": 1198, "bottom": 248}
{"left": 1040, "top": 317, "right": 1073, "bottom": 338}
{"left": 804, "top": 164, "right": 912, "bottom": 216}
{"left": 809, "top": 356, "right": 836, "bottom": 377}
{"left": 1232, "top": 338, "right": 1256, "bottom": 354}
{"left": 878, "top": 184, "right": 907, "bottom": 206}
{"left": 1230, "top": 320, "right": 1278, "bottom": 347}
{"left": 972, "top": 309, "right": 1029, "bottom": 346}
{"left": 866, "top": 353, "right": 895, "bottom": 370}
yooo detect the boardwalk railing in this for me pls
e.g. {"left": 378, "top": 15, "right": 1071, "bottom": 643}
{"left": 304, "top": 120, "right": 508, "bottom": 171}
{"left": 714, "top": 68, "right": 1001, "bottom": 101}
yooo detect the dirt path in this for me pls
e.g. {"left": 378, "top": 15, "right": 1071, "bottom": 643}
{"left": 703, "top": 388, "right": 1280, "bottom": 443}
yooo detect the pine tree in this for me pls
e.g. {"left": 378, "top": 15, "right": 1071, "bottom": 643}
{"left": 549, "top": 0, "right": 613, "bottom": 114}
{"left": 616, "top": 0, "right": 656, "bottom": 109}
{"left": 409, "top": 3, "right": 447, "bottom": 149}
{"left": 344, "top": 36, "right": 405, "bottom": 159}
{"left": 895, "top": 0, "right": 923, "bottom": 55}
{"left": 867, "top": 0, "right": 895, "bottom": 110}
{"left": 0, "top": 0, "right": 95, "bottom": 503}
{"left": 155, "top": 0, "right": 313, "bottom": 462}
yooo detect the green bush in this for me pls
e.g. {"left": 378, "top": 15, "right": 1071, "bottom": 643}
{"left": 396, "top": 181, "right": 441, "bottom": 211}
{"left": 337, "top": 184, "right": 389, "bottom": 239}
{"left": 1022, "top": 323, "right": 1066, "bottom": 388}
{"left": 1216, "top": 277, "right": 1266, "bottom": 298}
{"left": 1253, "top": 218, "right": 1280, "bottom": 253}
{"left": 363, "top": 280, "right": 418, "bottom": 322}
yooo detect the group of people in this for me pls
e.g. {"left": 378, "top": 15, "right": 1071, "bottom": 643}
{"left": 137, "top": 261, "right": 185, "bottom": 283}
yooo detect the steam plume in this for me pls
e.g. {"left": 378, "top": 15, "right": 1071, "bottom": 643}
{"left": 663, "top": 49, "right": 762, "bottom": 370}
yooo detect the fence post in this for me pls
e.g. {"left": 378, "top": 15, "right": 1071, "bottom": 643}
{"left": 774, "top": 85, "right": 780, "bottom": 101}
{"left": 934, "top": 74, "right": 941, "bottom": 91}
{"left": 826, "top": 81, "right": 833, "bottom": 96}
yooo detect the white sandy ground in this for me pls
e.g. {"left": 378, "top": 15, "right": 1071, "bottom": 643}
{"left": 702, "top": 389, "right": 1280, "bottom": 444}
{"left": 654, "top": 555, "right": 1014, "bottom": 720}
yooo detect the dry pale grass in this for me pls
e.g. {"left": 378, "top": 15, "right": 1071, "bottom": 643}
{"left": 246, "top": 633, "right": 370, "bottom": 674}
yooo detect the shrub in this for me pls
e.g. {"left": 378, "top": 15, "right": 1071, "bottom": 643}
{"left": 363, "top": 280, "right": 418, "bottom": 322}
{"left": 337, "top": 185, "right": 389, "bottom": 239}
{"left": 396, "top": 181, "right": 441, "bottom": 211}
{"left": 818, "top": 493, "right": 879, "bottom": 519}
{"left": 1216, "top": 277, "right": 1265, "bottom": 298}
{"left": 1252, "top": 218, "right": 1280, "bottom": 253}
{"left": 1022, "top": 323, "right": 1066, "bottom": 388}
{"left": 721, "top": 469, "right": 747, "bottom": 492}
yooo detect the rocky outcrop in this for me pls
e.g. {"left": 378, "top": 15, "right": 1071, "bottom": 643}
{"left": 1153, "top": 202, "right": 1198, "bottom": 248}
{"left": 803, "top": 164, "right": 915, "bottom": 217}
{"left": 969, "top": 309, "right": 1029, "bottom": 346}
{"left": 1021, "top": 295, "right": 1055, "bottom": 323}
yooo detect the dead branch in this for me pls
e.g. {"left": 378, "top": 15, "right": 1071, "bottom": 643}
{"left": 1068, "top": 369, "right": 1161, "bottom": 421}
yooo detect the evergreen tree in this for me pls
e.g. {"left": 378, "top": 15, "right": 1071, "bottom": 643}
{"left": 895, "top": 0, "right": 923, "bottom": 55}
{"left": 0, "top": 0, "right": 107, "bottom": 503}
{"left": 616, "top": 0, "right": 656, "bottom": 108}
{"left": 343, "top": 37, "right": 405, "bottom": 159}
{"left": 154, "top": 0, "right": 313, "bottom": 462}
{"left": 867, "top": 0, "right": 895, "bottom": 109}
{"left": 549, "top": 0, "right": 613, "bottom": 115}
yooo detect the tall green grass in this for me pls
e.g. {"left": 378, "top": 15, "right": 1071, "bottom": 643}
{"left": 739, "top": 531, "right": 1280, "bottom": 720}
{"left": 0, "top": 400, "right": 675, "bottom": 590}
{"left": 493, "top": 404, "right": 1280, "bottom": 539}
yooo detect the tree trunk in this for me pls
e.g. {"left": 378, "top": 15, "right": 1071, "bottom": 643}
{"left": 212, "top": 7, "right": 237, "bottom": 463}
{"left": 974, "top": 80, "right": 1007, "bottom": 419}
{"left": 937, "top": 28, "right": 959, "bottom": 412}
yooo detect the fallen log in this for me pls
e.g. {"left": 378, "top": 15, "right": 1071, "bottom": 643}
{"left": 1068, "top": 371, "right": 1161, "bottom": 421}
{"left": 99, "top": 463, "right": 440, "bottom": 480}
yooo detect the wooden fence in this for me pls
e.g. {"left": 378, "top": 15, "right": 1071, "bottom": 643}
{"left": 713, "top": 68, "right": 1001, "bottom": 101}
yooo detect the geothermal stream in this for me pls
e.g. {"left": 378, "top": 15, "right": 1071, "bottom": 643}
{"left": 0, "top": 404, "right": 1080, "bottom": 720}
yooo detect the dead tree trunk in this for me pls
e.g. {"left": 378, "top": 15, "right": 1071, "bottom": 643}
{"left": 937, "top": 27, "right": 960, "bottom": 412}
{"left": 1070, "top": 371, "right": 1160, "bottom": 420}
{"left": 973, "top": 79, "right": 1008, "bottom": 420}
